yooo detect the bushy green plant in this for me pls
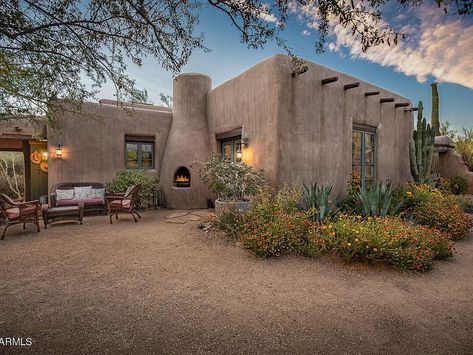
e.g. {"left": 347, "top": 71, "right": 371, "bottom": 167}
{"left": 339, "top": 174, "right": 362, "bottom": 213}
{"left": 440, "top": 123, "right": 473, "bottom": 172}
{"left": 449, "top": 175, "right": 468, "bottom": 195}
{"left": 325, "top": 215, "right": 453, "bottom": 271}
{"left": 358, "top": 181, "right": 403, "bottom": 217}
{"left": 400, "top": 183, "right": 472, "bottom": 239}
{"left": 241, "top": 188, "right": 327, "bottom": 257}
{"left": 215, "top": 208, "right": 244, "bottom": 239}
{"left": 200, "top": 154, "right": 266, "bottom": 201}
{"left": 107, "top": 169, "right": 159, "bottom": 210}
{"left": 455, "top": 128, "right": 473, "bottom": 171}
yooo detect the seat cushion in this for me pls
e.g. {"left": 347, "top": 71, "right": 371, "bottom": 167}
{"left": 109, "top": 199, "right": 131, "bottom": 209}
{"left": 4, "top": 207, "right": 19, "bottom": 219}
{"left": 4, "top": 205, "right": 37, "bottom": 219}
{"left": 79, "top": 198, "right": 105, "bottom": 205}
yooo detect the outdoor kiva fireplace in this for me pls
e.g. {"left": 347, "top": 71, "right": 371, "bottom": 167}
{"left": 174, "top": 166, "right": 191, "bottom": 188}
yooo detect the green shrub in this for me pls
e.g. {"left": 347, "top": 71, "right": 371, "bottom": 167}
{"left": 400, "top": 183, "right": 472, "bottom": 239}
{"left": 216, "top": 208, "right": 244, "bottom": 239}
{"left": 107, "top": 169, "right": 159, "bottom": 210}
{"left": 455, "top": 128, "right": 473, "bottom": 171}
{"left": 200, "top": 154, "right": 266, "bottom": 201}
{"left": 241, "top": 188, "right": 327, "bottom": 257}
{"left": 449, "top": 176, "right": 468, "bottom": 195}
{"left": 325, "top": 215, "right": 453, "bottom": 271}
{"left": 339, "top": 174, "right": 362, "bottom": 214}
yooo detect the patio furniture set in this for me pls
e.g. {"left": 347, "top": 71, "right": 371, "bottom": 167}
{"left": 0, "top": 183, "right": 142, "bottom": 239}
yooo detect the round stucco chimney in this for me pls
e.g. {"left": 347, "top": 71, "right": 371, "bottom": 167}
{"left": 160, "top": 73, "right": 212, "bottom": 209}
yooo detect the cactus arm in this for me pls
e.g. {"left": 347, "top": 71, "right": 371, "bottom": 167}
{"left": 409, "top": 140, "right": 419, "bottom": 181}
{"left": 431, "top": 83, "right": 440, "bottom": 136}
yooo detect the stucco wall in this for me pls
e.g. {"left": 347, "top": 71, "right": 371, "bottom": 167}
{"left": 47, "top": 101, "right": 172, "bottom": 192}
{"left": 277, "top": 56, "right": 413, "bottom": 197}
{"left": 207, "top": 54, "right": 413, "bottom": 197}
{"left": 207, "top": 56, "right": 282, "bottom": 185}
{"left": 437, "top": 148, "right": 473, "bottom": 194}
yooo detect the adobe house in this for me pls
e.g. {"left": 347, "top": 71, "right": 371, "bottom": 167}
{"left": 9, "top": 55, "right": 417, "bottom": 208}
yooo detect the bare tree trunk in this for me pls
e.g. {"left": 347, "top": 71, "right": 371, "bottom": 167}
{"left": 0, "top": 152, "right": 23, "bottom": 200}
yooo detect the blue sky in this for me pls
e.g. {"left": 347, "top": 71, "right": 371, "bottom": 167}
{"left": 98, "top": 2, "right": 473, "bottom": 130}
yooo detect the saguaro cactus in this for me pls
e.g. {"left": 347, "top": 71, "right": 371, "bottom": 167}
{"left": 409, "top": 101, "right": 435, "bottom": 183}
{"left": 431, "top": 82, "right": 440, "bottom": 136}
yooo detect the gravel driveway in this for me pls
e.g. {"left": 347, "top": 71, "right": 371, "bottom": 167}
{"left": 1, "top": 210, "right": 472, "bottom": 354}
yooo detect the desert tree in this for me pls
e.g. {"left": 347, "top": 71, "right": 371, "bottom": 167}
{"left": 1, "top": 0, "right": 470, "bottom": 124}
{"left": 0, "top": 152, "right": 25, "bottom": 199}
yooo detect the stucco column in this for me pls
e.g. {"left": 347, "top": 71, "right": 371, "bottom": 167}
{"left": 160, "top": 73, "right": 212, "bottom": 209}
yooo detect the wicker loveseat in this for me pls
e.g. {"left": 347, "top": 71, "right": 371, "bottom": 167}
{"left": 50, "top": 182, "right": 107, "bottom": 214}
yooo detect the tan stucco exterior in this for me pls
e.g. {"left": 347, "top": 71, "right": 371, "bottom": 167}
{"left": 45, "top": 54, "right": 414, "bottom": 209}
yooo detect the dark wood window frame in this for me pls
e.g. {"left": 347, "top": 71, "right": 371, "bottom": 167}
{"left": 125, "top": 136, "right": 155, "bottom": 170}
{"left": 352, "top": 125, "right": 377, "bottom": 189}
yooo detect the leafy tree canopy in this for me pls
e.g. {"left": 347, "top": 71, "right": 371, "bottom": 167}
{"left": 0, "top": 0, "right": 470, "bottom": 124}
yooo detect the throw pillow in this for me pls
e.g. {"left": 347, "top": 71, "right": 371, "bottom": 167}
{"left": 91, "top": 188, "right": 105, "bottom": 199}
{"left": 56, "top": 189, "right": 74, "bottom": 200}
{"left": 74, "top": 186, "right": 92, "bottom": 200}
{"left": 124, "top": 186, "right": 135, "bottom": 198}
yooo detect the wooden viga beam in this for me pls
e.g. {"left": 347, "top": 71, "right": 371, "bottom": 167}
{"left": 405, "top": 107, "right": 419, "bottom": 112}
{"left": 395, "top": 102, "right": 410, "bottom": 108}
{"left": 365, "top": 91, "right": 380, "bottom": 96}
{"left": 344, "top": 82, "right": 360, "bottom": 90}
{"left": 380, "top": 98, "right": 395, "bottom": 103}
{"left": 321, "top": 76, "right": 338, "bottom": 85}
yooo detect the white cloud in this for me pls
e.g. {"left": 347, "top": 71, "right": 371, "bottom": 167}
{"left": 294, "top": 3, "right": 473, "bottom": 89}
{"left": 301, "top": 29, "right": 311, "bottom": 36}
{"left": 259, "top": 12, "right": 279, "bottom": 24}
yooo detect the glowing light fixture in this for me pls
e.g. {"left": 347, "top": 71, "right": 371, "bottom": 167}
{"left": 56, "top": 144, "right": 63, "bottom": 158}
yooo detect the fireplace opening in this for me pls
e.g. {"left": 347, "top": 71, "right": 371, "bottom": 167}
{"left": 173, "top": 166, "right": 191, "bottom": 188}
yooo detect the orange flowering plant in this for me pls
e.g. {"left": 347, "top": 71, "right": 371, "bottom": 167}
{"left": 324, "top": 214, "right": 453, "bottom": 271}
{"left": 241, "top": 186, "right": 327, "bottom": 257}
{"left": 399, "top": 183, "right": 472, "bottom": 240}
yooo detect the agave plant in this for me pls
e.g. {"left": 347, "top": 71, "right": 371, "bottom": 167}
{"left": 303, "top": 183, "right": 338, "bottom": 222}
{"left": 358, "top": 181, "right": 402, "bottom": 217}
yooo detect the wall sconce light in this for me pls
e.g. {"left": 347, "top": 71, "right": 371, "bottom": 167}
{"left": 236, "top": 144, "right": 242, "bottom": 162}
{"left": 55, "top": 144, "right": 63, "bottom": 158}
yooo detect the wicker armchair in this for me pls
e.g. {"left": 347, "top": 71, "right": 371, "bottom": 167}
{"left": 105, "top": 185, "right": 141, "bottom": 224}
{"left": 0, "top": 194, "right": 40, "bottom": 239}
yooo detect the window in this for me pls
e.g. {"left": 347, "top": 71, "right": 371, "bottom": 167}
{"left": 125, "top": 138, "right": 154, "bottom": 169}
{"left": 352, "top": 127, "right": 376, "bottom": 188}
{"left": 219, "top": 136, "right": 242, "bottom": 162}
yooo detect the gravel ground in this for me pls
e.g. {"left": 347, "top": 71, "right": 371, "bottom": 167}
{"left": 1, "top": 210, "right": 472, "bottom": 354}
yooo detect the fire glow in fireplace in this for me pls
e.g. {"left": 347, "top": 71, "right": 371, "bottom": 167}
{"left": 173, "top": 166, "right": 191, "bottom": 188}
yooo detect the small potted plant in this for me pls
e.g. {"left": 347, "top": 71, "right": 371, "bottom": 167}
{"left": 200, "top": 154, "right": 266, "bottom": 213}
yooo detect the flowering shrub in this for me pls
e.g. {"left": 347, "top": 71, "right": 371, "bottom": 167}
{"left": 325, "top": 215, "right": 453, "bottom": 271}
{"left": 200, "top": 154, "right": 266, "bottom": 201}
{"left": 400, "top": 183, "right": 472, "bottom": 239}
{"left": 241, "top": 187, "right": 327, "bottom": 257}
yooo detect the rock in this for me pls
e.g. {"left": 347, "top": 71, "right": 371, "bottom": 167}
{"left": 165, "top": 218, "right": 187, "bottom": 224}
{"left": 165, "top": 211, "right": 189, "bottom": 219}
